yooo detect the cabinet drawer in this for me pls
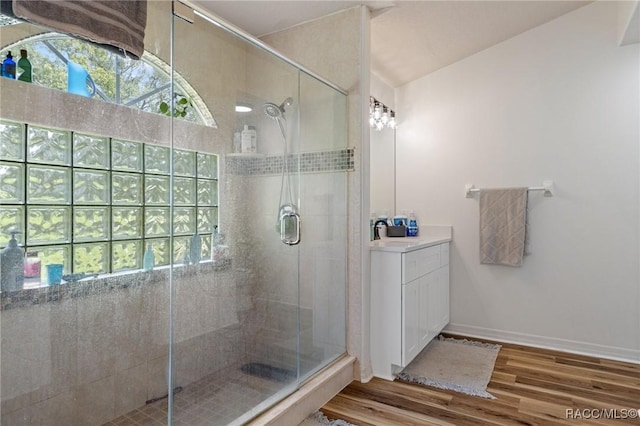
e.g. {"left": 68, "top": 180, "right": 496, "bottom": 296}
{"left": 402, "top": 245, "right": 440, "bottom": 284}
{"left": 440, "top": 242, "right": 450, "bottom": 267}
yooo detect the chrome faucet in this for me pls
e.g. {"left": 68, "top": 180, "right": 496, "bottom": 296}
{"left": 373, "top": 220, "right": 388, "bottom": 240}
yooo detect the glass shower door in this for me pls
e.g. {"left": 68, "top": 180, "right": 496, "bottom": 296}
{"left": 297, "top": 71, "right": 348, "bottom": 380}
{"left": 169, "top": 8, "right": 303, "bottom": 425}
{"left": 166, "top": 2, "right": 348, "bottom": 424}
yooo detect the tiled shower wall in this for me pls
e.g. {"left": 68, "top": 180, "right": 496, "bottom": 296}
{"left": 0, "top": 264, "right": 243, "bottom": 425}
{"left": 225, "top": 150, "right": 350, "bottom": 379}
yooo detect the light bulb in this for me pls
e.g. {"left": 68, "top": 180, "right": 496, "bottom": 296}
{"left": 381, "top": 106, "right": 389, "bottom": 125}
{"left": 373, "top": 102, "right": 382, "bottom": 119}
{"left": 388, "top": 111, "right": 396, "bottom": 129}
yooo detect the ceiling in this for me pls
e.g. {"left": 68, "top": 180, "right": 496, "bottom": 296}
{"left": 193, "top": 1, "right": 591, "bottom": 88}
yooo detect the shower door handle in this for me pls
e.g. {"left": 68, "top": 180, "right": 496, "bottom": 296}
{"left": 280, "top": 212, "right": 301, "bottom": 246}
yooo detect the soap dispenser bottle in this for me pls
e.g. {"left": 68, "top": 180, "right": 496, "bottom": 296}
{"left": 407, "top": 211, "right": 419, "bottom": 237}
{"left": 1, "top": 231, "right": 24, "bottom": 291}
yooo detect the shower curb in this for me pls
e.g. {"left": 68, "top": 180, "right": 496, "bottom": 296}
{"left": 247, "top": 355, "right": 355, "bottom": 426}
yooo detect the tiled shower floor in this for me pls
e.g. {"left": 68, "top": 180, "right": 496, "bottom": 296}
{"left": 104, "top": 364, "right": 291, "bottom": 426}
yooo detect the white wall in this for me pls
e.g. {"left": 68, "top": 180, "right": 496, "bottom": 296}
{"left": 395, "top": 1, "right": 640, "bottom": 361}
{"left": 371, "top": 72, "right": 395, "bottom": 110}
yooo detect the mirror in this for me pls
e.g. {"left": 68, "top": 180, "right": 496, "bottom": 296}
{"left": 370, "top": 125, "right": 396, "bottom": 219}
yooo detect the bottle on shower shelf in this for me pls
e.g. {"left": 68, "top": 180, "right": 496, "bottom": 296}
{"left": 1, "top": 230, "right": 24, "bottom": 291}
{"left": 212, "top": 226, "right": 229, "bottom": 261}
{"left": 190, "top": 233, "right": 202, "bottom": 264}
{"left": 143, "top": 244, "right": 155, "bottom": 271}
{"left": 241, "top": 125, "right": 257, "bottom": 153}
{"left": 23, "top": 251, "right": 41, "bottom": 279}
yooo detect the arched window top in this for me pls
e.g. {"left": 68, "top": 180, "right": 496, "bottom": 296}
{"left": 2, "top": 32, "right": 216, "bottom": 128}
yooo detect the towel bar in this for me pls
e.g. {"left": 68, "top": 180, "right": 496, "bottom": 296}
{"left": 465, "top": 181, "right": 553, "bottom": 198}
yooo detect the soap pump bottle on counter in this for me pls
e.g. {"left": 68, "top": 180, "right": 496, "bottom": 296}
{"left": 407, "top": 211, "right": 419, "bottom": 237}
{"left": 1, "top": 231, "right": 24, "bottom": 291}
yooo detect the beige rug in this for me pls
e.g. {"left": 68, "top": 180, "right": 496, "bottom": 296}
{"left": 299, "top": 411, "right": 356, "bottom": 426}
{"left": 397, "top": 336, "right": 501, "bottom": 398}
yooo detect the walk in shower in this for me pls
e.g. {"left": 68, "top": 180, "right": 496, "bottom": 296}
{"left": 0, "top": 2, "right": 348, "bottom": 424}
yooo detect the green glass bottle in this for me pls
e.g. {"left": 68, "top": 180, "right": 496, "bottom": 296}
{"left": 17, "top": 49, "right": 31, "bottom": 82}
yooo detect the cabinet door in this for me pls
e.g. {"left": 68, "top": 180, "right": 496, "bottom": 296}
{"left": 422, "top": 272, "right": 438, "bottom": 346}
{"left": 403, "top": 273, "right": 431, "bottom": 366}
{"left": 402, "top": 278, "right": 420, "bottom": 365}
{"left": 428, "top": 266, "right": 450, "bottom": 335}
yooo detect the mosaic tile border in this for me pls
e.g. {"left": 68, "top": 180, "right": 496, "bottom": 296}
{"left": 0, "top": 257, "right": 231, "bottom": 311}
{"left": 226, "top": 147, "right": 355, "bottom": 176}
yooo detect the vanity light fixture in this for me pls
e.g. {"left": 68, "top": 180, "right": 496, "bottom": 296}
{"left": 369, "top": 96, "right": 396, "bottom": 130}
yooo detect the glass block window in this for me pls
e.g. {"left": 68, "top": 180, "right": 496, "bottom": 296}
{"left": 0, "top": 119, "right": 219, "bottom": 280}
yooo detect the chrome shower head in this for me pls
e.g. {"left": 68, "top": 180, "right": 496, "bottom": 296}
{"left": 263, "top": 97, "right": 293, "bottom": 120}
{"left": 263, "top": 102, "right": 282, "bottom": 120}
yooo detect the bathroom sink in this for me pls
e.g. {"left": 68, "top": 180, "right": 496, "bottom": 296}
{"left": 369, "top": 239, "right": 428, "bottom": 251}
{"left": 369, "top": 227, "right": 452, "bottom": 253}
{"left": 370, "top": 240, "right": 420, "bottom": 246}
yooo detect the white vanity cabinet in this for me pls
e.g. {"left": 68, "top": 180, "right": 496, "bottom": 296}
{"left": 370, "top": 234, "right": 450, "bottom": 380}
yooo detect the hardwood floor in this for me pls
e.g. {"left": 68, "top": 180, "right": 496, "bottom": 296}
{"left": 320, "top": 336, "right": 640, "bottom": 425}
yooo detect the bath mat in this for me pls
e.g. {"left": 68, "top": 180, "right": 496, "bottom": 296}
{"left": 298, "top": 411, "right": 357, "bottom": 426}
{"left": 240, "top": 362, "right": 296, "bottom": 382}
{"left": 396, "top": 335, "right": 501, "bottom": 398}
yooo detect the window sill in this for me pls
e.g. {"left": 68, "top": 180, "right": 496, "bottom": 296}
{"left": 0, "top": 257, "right": 232, "bottom": 312}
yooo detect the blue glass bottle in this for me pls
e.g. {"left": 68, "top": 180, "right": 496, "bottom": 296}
{"left": 407, "top": 212, "right": 419, "bottom": 237}
{"left": 2, "top": 51, "right": 16, "bottom": 79}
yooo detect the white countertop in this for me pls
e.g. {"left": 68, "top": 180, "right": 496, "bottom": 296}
{"left": 369, "top": 225, "right": 452, "bottom": 253}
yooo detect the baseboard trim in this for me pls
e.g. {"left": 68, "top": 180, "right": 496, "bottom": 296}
{"left": 444, "top": 323, "right": 640, "bottom": 364}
